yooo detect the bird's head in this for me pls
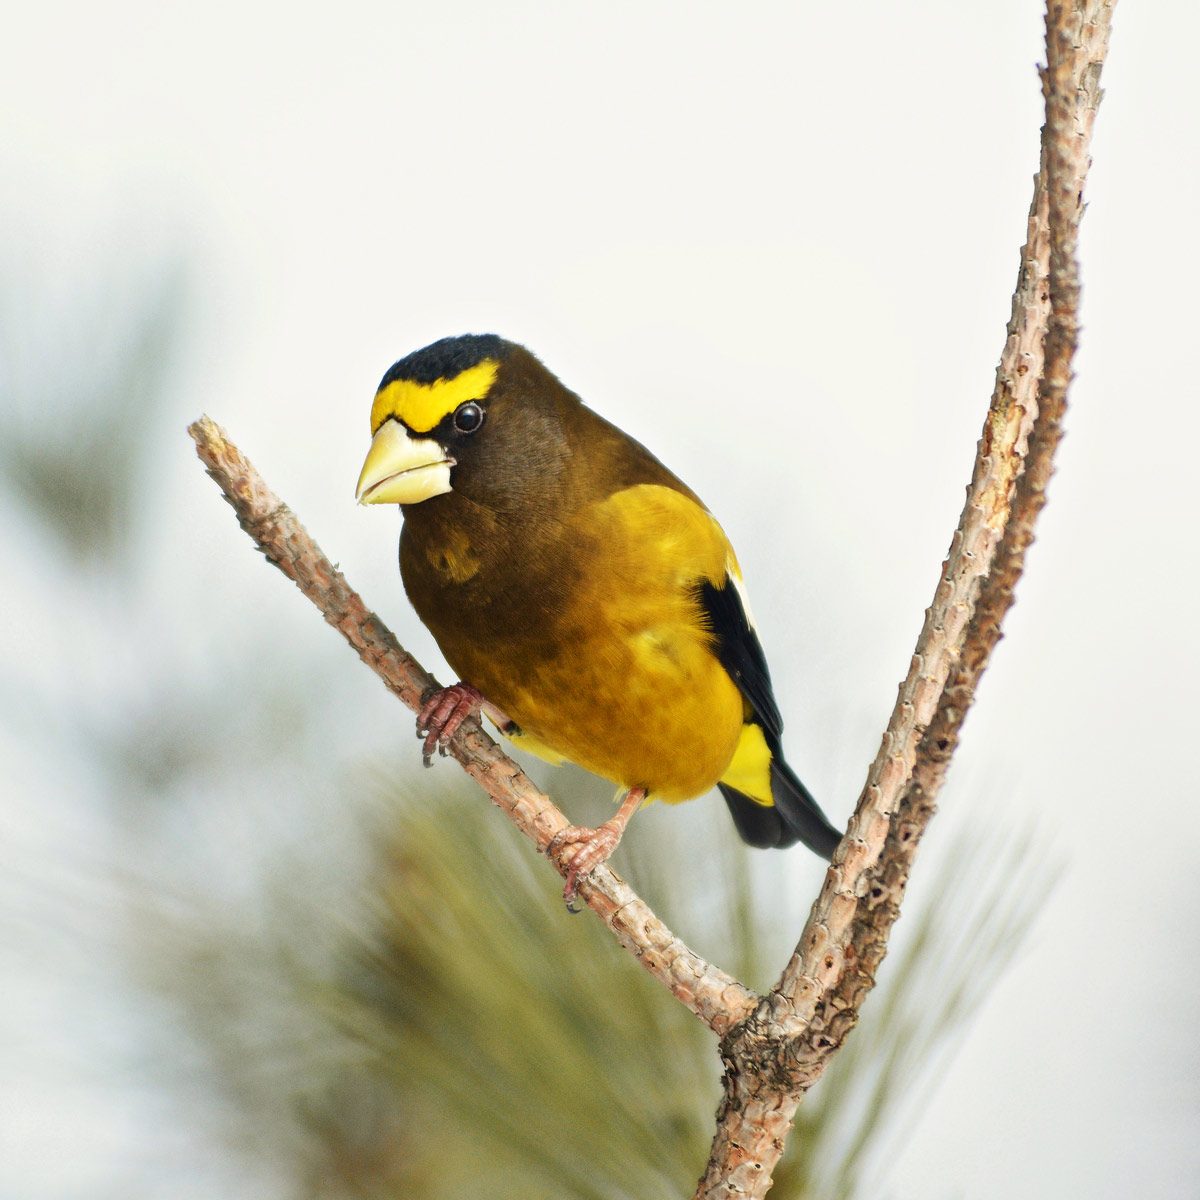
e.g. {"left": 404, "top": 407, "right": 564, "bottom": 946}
{"left": 355, "top": 334, "right": 570, "bottom": 510}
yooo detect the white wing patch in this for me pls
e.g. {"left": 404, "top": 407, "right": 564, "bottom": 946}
{"left": 725, "top": 556, "right": 759, "bottom": 632}
{"left": 700, "top": 510, "right": 759, "bottom": 632}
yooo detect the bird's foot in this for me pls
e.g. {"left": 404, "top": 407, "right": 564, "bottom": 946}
{"left": 549, "top": 823, "right": 625, "bottom": 913}
{"left": 547, "top": 787, "right": 646, "bottom": 912}
{"left": 417, "top": 682, "right": 484, "bottom": 765}
{"left": 416, "top": 683, "right": 516, "bottom": 764}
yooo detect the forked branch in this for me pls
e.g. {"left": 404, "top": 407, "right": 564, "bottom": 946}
{"left": 189, "top": 4, "right": 1113, "bottom": 1196}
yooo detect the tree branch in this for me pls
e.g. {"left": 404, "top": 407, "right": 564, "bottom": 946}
{"left": 189, "top": 5, "right": 1112, "bottom": 1193}
{"left": 828, "top": 0, "right": 1112, "bottom": 1040}
{"left": 693, "top": 2, "right": 1113, "bottom": 1195}
{"left": 187, "top": 415, "right": 758, "bottom": 1038}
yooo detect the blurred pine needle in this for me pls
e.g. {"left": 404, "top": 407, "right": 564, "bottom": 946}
{"left": 133, "top": 775, "right": 1050, "bottom": 1200}
{"left": 0, "top": 259, "right": 187, "bottom": 566}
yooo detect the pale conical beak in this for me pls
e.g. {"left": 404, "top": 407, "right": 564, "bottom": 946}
{"left": 355, "top": 420, "right": 455, "bottom": 505}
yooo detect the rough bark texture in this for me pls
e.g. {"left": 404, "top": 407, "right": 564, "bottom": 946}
{"left": 188, "top": 416, "right": 757, "bottom": 1037}
{"left": 848, "top": 0, "right": 1111, "bottom": 1018}
{"left": 188, "top": 4, "right": 1113, "bottom": 1194}
{"left": 692, "top": 3, "right": 1113, "bottom": 1195}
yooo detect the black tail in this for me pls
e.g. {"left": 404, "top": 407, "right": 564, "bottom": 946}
{"left": 719, "top": 757, "right": 841, "bottom": 857}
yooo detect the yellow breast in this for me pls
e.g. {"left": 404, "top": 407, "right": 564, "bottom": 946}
{"left": 471, "top": 484, "right": 746, "bottom": 801}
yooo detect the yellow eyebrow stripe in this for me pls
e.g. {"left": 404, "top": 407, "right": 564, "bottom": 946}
{"left": 370, "top": 360, "right": 499, "bottom": 434}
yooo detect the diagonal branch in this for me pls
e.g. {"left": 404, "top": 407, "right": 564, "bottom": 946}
{"left": 188, "top": 415, "right": 758, "bottom": 1037}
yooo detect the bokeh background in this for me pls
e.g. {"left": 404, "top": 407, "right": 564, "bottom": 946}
{"left": 2, "top": 2, "right": 1197, "bottom": 1197}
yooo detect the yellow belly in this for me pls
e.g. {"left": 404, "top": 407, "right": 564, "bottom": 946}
{"left": 419, "top": 483, "right": 748, "bottom": 801}
{"left": 491, "top": 618, "right": 745, "bottom": 801}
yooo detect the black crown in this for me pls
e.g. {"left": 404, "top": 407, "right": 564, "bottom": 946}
{"left": 379, "top": 334, "right": 514, "bottom": 389}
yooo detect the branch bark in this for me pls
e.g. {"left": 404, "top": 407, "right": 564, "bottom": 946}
{"left": 188, "top": 3, "right": 1112, "bottom": 1194}
{"left": 693, "top": 2, "right": 1113, "bottom": 1194}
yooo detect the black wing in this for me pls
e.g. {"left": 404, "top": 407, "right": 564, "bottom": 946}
{"left": 699, "top": 573, "right": 842, "bottom": 858}
{"left": 696, "top": 575, "right": 782, "bottom": 745}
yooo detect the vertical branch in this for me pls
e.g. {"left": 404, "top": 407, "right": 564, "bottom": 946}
{"left": 693, "top": 3, "right": 1114, "bottom": 1196}
{"left": 879, "top": 0, "right": 1111, "bottom": 934}
{"left": 774, "top": 0, "right": 1112, "bottom": 1056}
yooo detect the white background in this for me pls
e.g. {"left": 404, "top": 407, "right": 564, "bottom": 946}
{"left": 2, "top": 2, "right": 1197, "bottom": 1197}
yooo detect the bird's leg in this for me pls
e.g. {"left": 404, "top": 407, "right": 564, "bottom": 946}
{"left": 416, "top": 682, "right": 515, "bottom": 765}
{"left": 549, "top": 787, "right": 647, "bottom": 912}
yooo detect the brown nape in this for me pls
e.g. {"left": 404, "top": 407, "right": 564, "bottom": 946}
{"left": 418, "top": 343, "right": 699, "bottom": 522}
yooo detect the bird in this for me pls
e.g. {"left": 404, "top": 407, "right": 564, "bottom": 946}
{"left": 355, "top": 334, "right": 841, "bottom": 907}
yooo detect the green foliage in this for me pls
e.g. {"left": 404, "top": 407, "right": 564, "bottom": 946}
{"left": 339, "top": 785, "right": 720, "bottom": 1200}
{"left": 283, "top": 781, "right": 1046, "bottom": 1199}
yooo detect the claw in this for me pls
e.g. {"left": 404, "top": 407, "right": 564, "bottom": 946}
{"left": 416, "top": 682, "right": 484, "bottom": 763}
{"left": 547, "top": 787, "right": 646, "bottom": 911}
{"left": 562, "top": 824, "right": 623, "bottom": 908}
{"left": 547, "top": 825, "right": 593, "bottom": 911}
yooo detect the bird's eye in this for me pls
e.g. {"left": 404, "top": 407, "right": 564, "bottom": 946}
{"left": 453, "top": 402, "right": 485, "bottom": 434}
